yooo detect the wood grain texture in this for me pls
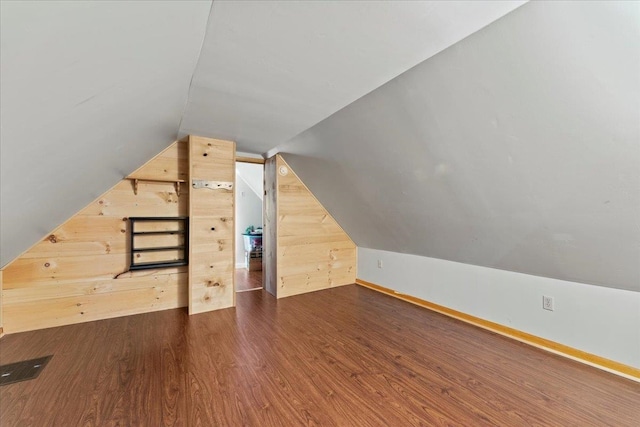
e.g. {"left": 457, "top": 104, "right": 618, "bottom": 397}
{"left": 273, "top": 155, "right": 356, "bottom": 298}
{"left": 236, "top": 156, "right": 265, "bottom": 164}
{"left": 356, "top": 279, "right": 640, "bottom": 381}
{"left": 188, "top": 136, "right": 235, "bottom": 315}
{"left": 1, "top": 140, "right": 189, "bottom": 333}
{"left": 263, "top": 156, "right": 277, "bottom": 297}
{"left": 1, "top": 285, "right": 638, "bottom": 426}
{"left": 235, "top": 269, "right": 262, "bottom": 292}
{"left": 127, "top": 140, "right": 189, "bottom": 182}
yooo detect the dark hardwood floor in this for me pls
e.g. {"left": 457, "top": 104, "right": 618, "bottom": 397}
{"left": 1, "top": 285, "right": 638, "bottom": 426}
{"left": 236, "top": 268, "right": 262, "bottom": 292}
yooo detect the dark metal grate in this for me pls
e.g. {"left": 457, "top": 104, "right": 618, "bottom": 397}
{"left": 0, "top": 355, "right": 52, "bottom": 386}
{"left": 129, "top": 217, "right": 189, "bottom": 270}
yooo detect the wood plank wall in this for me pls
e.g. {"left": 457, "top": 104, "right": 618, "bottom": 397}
{"left": 263, "top": 157, "right": 278, "bottom": 296}
{"left": 0, "top": 141, "right": 190, "bottom": 333}
{"left": 188, "top": 136, "right": 236, "bottom": 314}
{"left": 269, "top": 155, "right": 356, "bottom": 298}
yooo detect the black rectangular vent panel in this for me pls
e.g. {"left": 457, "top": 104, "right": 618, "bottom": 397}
{"left": 0, "top": 355, "right": 53, "bottom": 386}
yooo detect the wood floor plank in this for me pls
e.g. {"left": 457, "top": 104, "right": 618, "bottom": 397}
{"left": 235, "top": 268, "right": 262, "bottom": 292}
{"left": 0, "top": 285, "right": 638, "bottom": 426}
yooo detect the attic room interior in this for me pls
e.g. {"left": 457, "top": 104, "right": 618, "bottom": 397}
{"left": 0, "top": 0, "right": 638, "bottom": 425}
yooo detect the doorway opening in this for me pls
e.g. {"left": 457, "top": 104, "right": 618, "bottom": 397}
{"left": 235, "top": 159, "right": 264, "bottom": 292}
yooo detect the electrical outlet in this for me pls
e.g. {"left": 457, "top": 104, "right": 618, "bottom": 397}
{"left": 377, "top": 260, "right": 383, "bottom": 269}
{"left": 543, "top": 295, "right": 554, "bottom": 311}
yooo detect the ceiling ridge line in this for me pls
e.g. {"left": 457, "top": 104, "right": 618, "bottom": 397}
{"left": 176, "top": 0, "right": 215, "bottom": 138}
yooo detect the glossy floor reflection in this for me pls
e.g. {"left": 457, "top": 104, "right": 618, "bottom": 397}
{"left": 1, "top": 285, "right": 638, "bottom": 426}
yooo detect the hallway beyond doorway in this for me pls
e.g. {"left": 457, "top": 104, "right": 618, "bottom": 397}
{"left": 236, "top": 269, "right": 262, "bottom": 292}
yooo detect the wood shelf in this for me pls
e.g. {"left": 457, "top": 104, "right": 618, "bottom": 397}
{"left": 132, "top": 230, "right": 185, "bottom": 236}
{"left": 126, "top": 177, "right": 186, "bottom": 196}
{"left": 128, "top": 260, "right": 188, "bottom": 271}
{"left": 132, "top": 245, "right": 185, "bottom": 253}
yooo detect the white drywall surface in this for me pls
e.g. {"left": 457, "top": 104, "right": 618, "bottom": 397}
{"left": 278, "top": 1, "right": 640, "bottom": 292}
{"left": 359, "top": 248, "right": 640, "bottom": 369}
{"left": 235, "top": 167, "right": 263, "bottom": 267}
{"left": 0, "top": 0, "right": 212, "bottom": 267}
{"left": 180, "top": 0, "right": 525, "bottom": 153}
{"left": 236, "top": 162, "right": 264, "bottom": 201}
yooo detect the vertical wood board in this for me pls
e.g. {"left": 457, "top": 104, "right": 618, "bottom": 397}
{"left": 272, "top": 155, "right": 356, "bottom": 298}
{"left": 188, "top": 136, "right": 236, "bottom": 315}
{"left": 263, "top": 157, "right": 278, "bottom": 296}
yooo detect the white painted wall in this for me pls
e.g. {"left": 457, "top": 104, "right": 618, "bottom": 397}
{"left": 358, "top": 248, "right": 640, "bottom": 369}
{"left": 235, "top": 173, "right": 263, "bottom": 268}
{"left": 236, "top": 162, "right": 264, "bottom": 201}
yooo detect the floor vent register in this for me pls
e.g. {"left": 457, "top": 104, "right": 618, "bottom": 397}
{"left": 0, "top": 355, "right": 53, "bottom": 386}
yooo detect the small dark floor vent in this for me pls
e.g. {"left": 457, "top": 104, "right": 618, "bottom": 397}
{"left": 0, "top": 355, "right": 52, "bottom": 386}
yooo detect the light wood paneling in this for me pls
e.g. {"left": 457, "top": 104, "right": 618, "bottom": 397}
{"left": 3, "top": 274, "right": 187, "bottom": 333}
{"left": 3, "top": 272, "right": 187, "bottom": 305}
{"left": 263, "top": 157, "right": 277, "bottom": 296}
{"left": 1, "top": 140, "right": 190, "bottom": 333}
{"left": 188, "top": 136, "right": 236, "bottom": 314}
{"left": 4, "top": 253, "right": 128, "bottom": 286}
{"left": 79, "top": 181, "right": 187, "bottom": 217}
{"left": 236, "top": 156, "right": 265, "bottom": 164}
{"left": 127, "top": 138, "right": 189, "bottom": 182}
{"left": 270, "top": 155, "right": 356, "bottom": 298}
{"left": 133, "top": 233, "right": 184, "bottom": 250}
{"left": 20, "top": 216, "right": 129, "bottom": 258}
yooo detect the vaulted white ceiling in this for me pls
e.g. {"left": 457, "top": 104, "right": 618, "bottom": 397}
{"left": 0, "top": 0, "right": 524, "bottom": 266}
{"left": 179, "top": 0, "right": 526, "bottom": 153}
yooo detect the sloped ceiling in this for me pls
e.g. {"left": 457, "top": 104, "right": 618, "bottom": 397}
{"left": 0, "top": 0, "right": 524, "bottom": 267}
{"left": 6, "top": 1, "right": 636, "bottom": 293}
{"left": 0, "top": 1, "right": 211, "bottom": 266}
{"left": 276, "top": 1, "right": 640, "bottom": 292}
{"left": 179, "top": 0, "right": 526, "bottom": 153}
